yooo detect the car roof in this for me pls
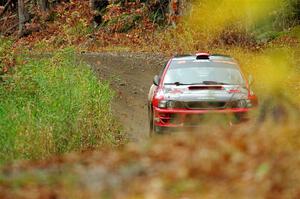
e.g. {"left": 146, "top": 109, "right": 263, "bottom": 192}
{"left": 172, "top": 54, "right": 236, "bottom": 62}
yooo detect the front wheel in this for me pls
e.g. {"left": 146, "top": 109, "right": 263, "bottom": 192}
{"left": 148, "top": 106, "right": 154, "bottom": 137}
{"left": 148, "top": 108, "right": 163, "bottom": 137}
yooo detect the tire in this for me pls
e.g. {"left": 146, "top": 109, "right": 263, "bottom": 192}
{"left": 153, "top": 124, "right": 163, "bottom": 134}
{"left": 148, "top": 107, "right": 164, "bottom": 136}
{"left": 148, "top": 106, "right": 154, "bottom": 137}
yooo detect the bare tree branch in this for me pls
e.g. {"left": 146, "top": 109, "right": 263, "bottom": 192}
{"left": 0, "top": 23, "right": 18, "bottom": 36}
{"left": 0, "top": 0, "right": 13, "bottom": 19}
{"left": 0, "top": 14, "right": 16, "bottom": 21}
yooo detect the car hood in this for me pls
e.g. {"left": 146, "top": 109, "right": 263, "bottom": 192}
{"left": 161, "top": 85, "right": 249, "bottom": 102}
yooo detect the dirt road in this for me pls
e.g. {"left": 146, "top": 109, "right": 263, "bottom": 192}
{"left": 81, "top": 52, "right": 167, "bottom": 141}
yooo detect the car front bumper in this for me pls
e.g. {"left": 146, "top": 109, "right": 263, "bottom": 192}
{"left": 153, "top": 107, "right": 252, "bottom": 127}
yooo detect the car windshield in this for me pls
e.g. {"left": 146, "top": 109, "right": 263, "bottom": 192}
{"left": 163, "top": 60, "right": 245, "bottom": 85}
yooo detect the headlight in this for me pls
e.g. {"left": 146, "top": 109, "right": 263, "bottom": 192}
{"left": 237, "top": 99, "right": 252, "bottom": 108}
{"left": 158, "top": 100, "right": 167, "bottom": 108}
{"left": 158, "top": 100, "right": 176, "bottom": 109}
{"left": 167, "top": 101, "right": 176, "bottom": 108}
{"left": 237, "top": 100, "right": 247, "bottom": 108}
{"left": 246, "top": 99, "right": 253, "bottom": 108}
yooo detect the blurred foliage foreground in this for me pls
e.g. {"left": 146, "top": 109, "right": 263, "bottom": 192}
{"left": 0, "top": 115, "right": 300, "bottom": 198}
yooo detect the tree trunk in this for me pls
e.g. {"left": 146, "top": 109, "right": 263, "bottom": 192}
{"left": 39, "top": 0, "right": 47, "bottom": 12}
{"left": 90, "top": 0, "right": 95, "bottom": 11}
{"left": 17, "top": 0, "right": 25, "bottom": 37}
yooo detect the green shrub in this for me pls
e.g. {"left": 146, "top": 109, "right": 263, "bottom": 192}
{"left": 104, "top": 13, "right": 142, "bottom": 33}
{"left": 0, "top": 48, "right": 126, "bottom": 163}
{"left": 63, "top": 20, "right": 93, "bottom": 41}
{"left": 0, "top": 38, "right": 14, "bottom": 72}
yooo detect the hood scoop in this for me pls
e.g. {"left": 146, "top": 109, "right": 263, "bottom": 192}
{"left": 188, "top": 85, "right": 224, "bottom": 90}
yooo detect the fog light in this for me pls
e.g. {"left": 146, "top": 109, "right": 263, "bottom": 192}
{"left": 154, "top": 117, "right": 160, "bottom": 122}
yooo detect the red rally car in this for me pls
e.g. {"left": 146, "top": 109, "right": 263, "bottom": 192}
{"left": 148, "top": 53, "right": 258, "bottom": 135}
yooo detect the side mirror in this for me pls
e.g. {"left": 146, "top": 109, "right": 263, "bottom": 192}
{"left": 248, "top": 74, "right": 254, "bottom": 86}
{"left": 153, "top": 75, "right": 160, "bottom": 86}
